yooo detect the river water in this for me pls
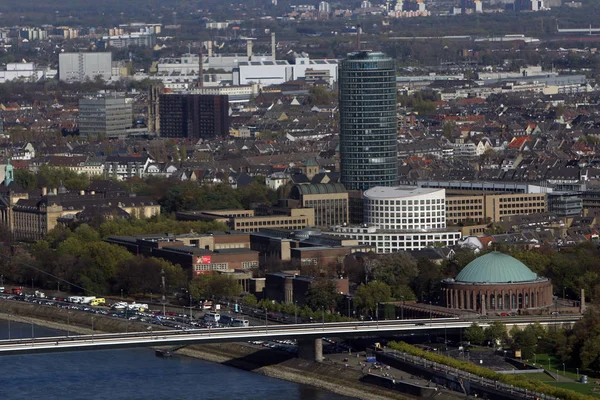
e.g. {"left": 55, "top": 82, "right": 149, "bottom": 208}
{"left": 0, "top": 320, "right": 352, "bottom": 400}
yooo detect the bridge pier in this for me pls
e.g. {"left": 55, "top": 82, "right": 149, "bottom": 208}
{"left": 297, "top": 338, "right": 323, "bottom": 362}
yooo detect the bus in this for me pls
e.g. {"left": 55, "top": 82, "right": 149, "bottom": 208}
{"left": 203, "top": 312, "right": 220, "bottom": 323}
{"left": 220, "top": 315, "right": 235, "bottom": 326}
{"left": 232, "top": 319, "right": 249, "bottom": 328}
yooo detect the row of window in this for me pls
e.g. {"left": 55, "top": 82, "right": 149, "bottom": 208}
{"left": 368, "top": 205, "right": 445, "bottom": 212}
{"left": 367, "top": 198, "right": 444, "bottom": 206}
{"left": 194, "top": 263, "right": 229, "bottom": 271}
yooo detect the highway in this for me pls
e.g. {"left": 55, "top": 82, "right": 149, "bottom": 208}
{"left": 0, "top": 315, "right": 582, "bottom": 356}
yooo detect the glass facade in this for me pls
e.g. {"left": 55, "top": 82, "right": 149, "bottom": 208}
{"left": 339, "top": 51, "right": 398, "bottom": 191}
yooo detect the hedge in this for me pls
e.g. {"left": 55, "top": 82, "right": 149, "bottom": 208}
{"left": 388, "top": 341, "right": 595, "bottom": 400}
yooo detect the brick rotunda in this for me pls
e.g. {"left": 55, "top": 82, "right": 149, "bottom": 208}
{"left": 441, "top": 251, "right": 553, "bottom": 314}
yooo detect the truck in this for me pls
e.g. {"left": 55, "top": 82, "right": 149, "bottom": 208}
{"left": 11, "top": 288, "right": 22, "bottom": 295}
{"left": 34, "top": 291, "right": 46, "bottom": 298}
{"left": 80, "top": 296, "right": 96, "bottom": 304}
{"left": 68, "top": 296, "right": 84, "bottom": 303}
{"left": 127, "top": 303, "right": 148, "bottom": 312}
{"left": 90, "top": 298, "right": 106, "bottom": 306}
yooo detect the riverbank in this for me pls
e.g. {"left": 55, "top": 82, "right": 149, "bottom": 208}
{"left": 0, "top": 300, "right": 408, "bottom": 400}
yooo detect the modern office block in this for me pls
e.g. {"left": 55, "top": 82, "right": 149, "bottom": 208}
{"left": 159, "top": 93, "right": 229, "bottom": 139}
{"left": 338, "top": 51, "right": 398, "bottom": 191}
{"left": 79, "top": 95, "right": 132, "bottom": 139}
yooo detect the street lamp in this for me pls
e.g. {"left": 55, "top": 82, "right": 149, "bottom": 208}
{"left": 429, "top": 301, "right": 432, "bottom": 321}
{"left": 92, "top": 317, "right": 95, "bottom": 342}
{"left": 294, "top": 301, "right": 298, "bottom": 324}
{"left": 322, "top": 307, "right": 325, "bottom": 331}
{"left": 120, "top": 289, "right": 123, "bottom": 300}
{"left": 67, "top": 311, "right": 71, "bottom": 338}
{"left": 1, "top": 274, "right": 4, "bottom": 286}
{"left": 264, "top": 308, "right": 268, "bottom": 332}
{"left": 577, "top": 368, "right": 579, "bottom": 381}
{"left": 400, "top": 296, "right": 404, "bottom": 320}
{"left": 563, "top": 363, "right": 565, "bottom": 376}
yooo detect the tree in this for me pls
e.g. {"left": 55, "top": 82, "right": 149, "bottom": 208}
{"left": 512, "top": 325, "right": 538, "bottom": 360}
{"left": 353, "top": 281, "right": 392, "bottom": 316}
{"left": 242, "top": 293, "right": 258, "bottom": 307}
{"left": 305, "top": 278, "right": 341, "bottom": 311}
{"left": 372, "top": 252, "right": 419, "bottom": 295}
{"left": 485, "top": 321, "right": 508, "bottom": 347}
{"left": 464, "top": 322, "right": 485, "bottom": 345}
{"left": 189, "top": 273, "right": 242, "bottom": 300}
{"left": 567, "top": 307, "right": 600, "bottom": 370}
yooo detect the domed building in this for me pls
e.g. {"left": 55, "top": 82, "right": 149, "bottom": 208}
{"left": 441, "top": 252, "right": 553, "bottom": 313}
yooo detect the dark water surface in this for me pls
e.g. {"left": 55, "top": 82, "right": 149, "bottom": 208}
{"left": 0, "top": 320, "right": 352, "bottom": 400}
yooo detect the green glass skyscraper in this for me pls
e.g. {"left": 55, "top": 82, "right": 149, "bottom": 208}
{"left": 339, "top": 51, "right": 397, "bottom": 191}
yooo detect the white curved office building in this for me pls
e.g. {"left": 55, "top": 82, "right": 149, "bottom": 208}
{"left": 331, "top": 186, "right": 460, "bottom": 253}
{"left": 363, "top": 186, "right": 446, "bottom": 231}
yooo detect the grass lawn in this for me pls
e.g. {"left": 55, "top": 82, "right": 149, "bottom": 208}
{"left": 545, "top": 382, "right": 600, "bottom": 398}
{"left": 532, "top": 353, "right": 581, "bottom": 381}
{"left": 525, "top": 372, "right": 554, "bottom": 382}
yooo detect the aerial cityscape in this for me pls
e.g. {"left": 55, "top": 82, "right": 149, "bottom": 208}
{"left": 1, "top": 0, "right": 600, "bottom": 398}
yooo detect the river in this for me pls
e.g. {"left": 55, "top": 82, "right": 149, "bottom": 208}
{"left": 0, "top": 320, "right": 352, "bottom": 400}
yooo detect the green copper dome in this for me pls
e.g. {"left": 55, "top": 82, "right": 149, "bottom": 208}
{"left": 455, "top": 252, "right": 538, "bottom": 283}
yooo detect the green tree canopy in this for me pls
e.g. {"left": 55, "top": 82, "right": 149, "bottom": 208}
{"left": 465, "top": 322, "right": 485, "bottom": 345}
{"left": 353, "top": 281, "right": 392, "bottom": 315}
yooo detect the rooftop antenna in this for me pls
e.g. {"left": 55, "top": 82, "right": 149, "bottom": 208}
{"left": 356, "top": 24, "right": 361, "bottom": 51}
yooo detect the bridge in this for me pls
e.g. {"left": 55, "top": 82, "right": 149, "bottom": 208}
{"left": 0, "top": 315, "right": 581, "bottom": 361}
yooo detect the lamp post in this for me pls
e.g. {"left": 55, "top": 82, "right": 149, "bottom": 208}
{"left": 161, "top": 269, "right": 166, "bottom": 317}
{"left": 120, "top": 289, "right": 123, "bottom": 300}
{"left": 322, "top": 307, "right": 325, "bottom": 331}
{"left": 67, "top": 311, "right": 71, "bottom": 338}
{"left": 189, "top": 293, "right": 193, "bottom": 323}
{"left": 376, "top": 302, "right": 379, "bottom": 329}
{"left": 294, "top": 301, "right": 298, "bottom": 324}
{"left": 429, "top": 301, "right": 432, "bottom": 321}
{"left": 563, "top": 363, "right": 565, "bottom": 377}
{"left": 92, "top": 317, "right": 95, "bottom": 342}
{"left": 577, "top": 367, "right": 579, "bottom": 381}
{"left": 265, "top": 308, "right": 268, "bottom": 333}
{"left": 400, "top": 296, "right": 404, "bottom": 320}
{"left": 1, "top": 274, "right": 4, "bottom": 286}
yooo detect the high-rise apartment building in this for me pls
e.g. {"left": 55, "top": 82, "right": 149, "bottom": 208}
{"left": 59, "top": 52, "right": 112, "bottom": 82}
{"left": 338, "top": 51, "right": 398, "bottom": 191}
{"left": 159, "top": 94, "right": 229, "bottom": 139}
{"left": 79, "top": 95, "right": 132, "bottom": 139}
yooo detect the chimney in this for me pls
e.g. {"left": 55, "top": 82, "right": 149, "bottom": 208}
{"left": 246, "top": 40, "right": 253, "bottom": 60}
{"left": 208, "top": 40, "right": 213, "bottom": 58}
{"left": 356, "top": 24, "right": 361, "bottom": 51}
{"left": 271, "top": 32, "right": 276, "bottom": 61}
{"left": 42, "top": 187, "right": 47, "bottom": 196}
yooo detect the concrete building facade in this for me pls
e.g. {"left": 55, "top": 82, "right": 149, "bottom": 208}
{"left": 79, "top": 95, "right": 132, "bottom": 139}
{"left": 288, "top": 183, "right": 349, "bottom": 227}
{"left": 446, "top": 193, "right": 547, "bottom": 224}
{"left": 59, "top": 52, "right": 112, "bottom": 82}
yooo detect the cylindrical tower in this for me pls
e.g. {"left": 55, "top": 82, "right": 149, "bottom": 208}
{"left": 339, "top": 51, "right": 397, "bottom": 191}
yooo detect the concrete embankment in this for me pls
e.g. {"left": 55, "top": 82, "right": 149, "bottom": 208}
{"left": 177, "top": 343, "right": 408, "bottom": 400}
{"left": 0, "top": 300, "right": 407, "bottom": 400}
